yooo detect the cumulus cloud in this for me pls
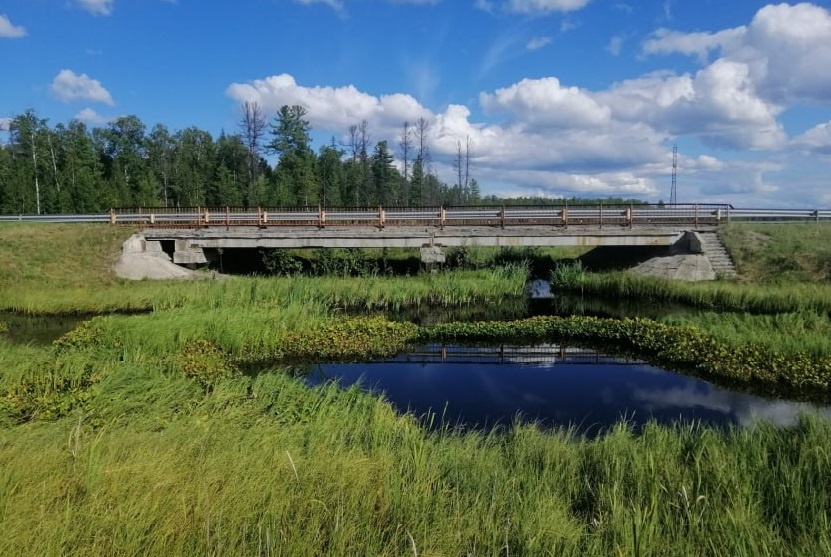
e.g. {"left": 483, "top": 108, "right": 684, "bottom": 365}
{"left": 642, "top": 3, "right": 831, "bottom": 105}
{"left": 0, "top": 14, "right": 26, "bottom": 38}
{"left": 0, "top": 117, "right": 12, "bottom": 131}
{"left": 793, "top": 121, "right": 831, "bottom": 155}
{"left": 480, "top": 77, "right": 611, "bottom": 129}
{"left": 51, "top": 69, "right": 115, "bottom": 106}
{"left": 74, "top": 108, "right": 111, "bottom": 125}
{"left": 595, "top": 62, "right": 786, "bottom": 150}
{"left": 226, "top": 73, "right": 432, "bottom": 135}
{"left": 77, "top": 0, "right": 114, "bottom": 16}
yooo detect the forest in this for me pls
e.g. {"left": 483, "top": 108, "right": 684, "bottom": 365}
{"left": 0, "top": 104, "right": 644, "bottom": 215}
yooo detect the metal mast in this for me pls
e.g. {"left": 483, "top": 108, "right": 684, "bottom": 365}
{"left": 670, "top": 143, "right": 678, "bottom": 205}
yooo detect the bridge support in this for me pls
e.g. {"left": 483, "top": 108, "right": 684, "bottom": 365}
{"left": 172, "top": 240, "right": 208, "bottom": 265}
{"left": 420, "top": 245, "right": 446, "bottom": 264}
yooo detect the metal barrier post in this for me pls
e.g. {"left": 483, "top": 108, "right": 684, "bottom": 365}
{"left": 225, "top": 206, "right": 230, "bottom": 231}
{"left": 501, "top": 204, "right": 506, "bottom": 229}
{"left": 439, "top": 206, "right": 446, "bottom": 229}
{"left": 694, "top": 204, "right": 699, "bottom": 228}
{"left": 562, "top": 206, "right": 568, "bottom": 229}
{"left": 599, "top": 202, "right": 603, "bottom": 229}
{"left": 109, "top": 208, "right": 116, "bottom": 225}
{"left": 379, "top": 206, "right": 386, "bottom": 228}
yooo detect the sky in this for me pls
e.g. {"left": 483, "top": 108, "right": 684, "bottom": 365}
{"left": 2, "top": 0, "right": 831, "bottom": 207}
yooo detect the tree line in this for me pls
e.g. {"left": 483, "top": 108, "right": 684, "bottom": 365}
{"left": 0, "top": 104, "right": 483, "bottom": 215}
{"left": 0, "top": 104, "right": 645, "bottom": 215}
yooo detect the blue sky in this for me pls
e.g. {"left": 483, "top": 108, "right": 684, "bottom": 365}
{"left": 2, "top": 0, "right": 831, "bottom": 206}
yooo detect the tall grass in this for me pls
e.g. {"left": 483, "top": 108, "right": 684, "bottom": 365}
{"left": 553, "top": 269, "right": 831, "bottom": 314}
{"left": 1, "top": 367, "right": 830, "bottom": 556}
{"left": 662, "top": 310, "right": 831, "bottom": 358}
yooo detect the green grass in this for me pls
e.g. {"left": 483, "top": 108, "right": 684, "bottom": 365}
{"left": 722, "top": 222, "right": 831, "bottom": 283}
{"left": 4, "top": 221, "right": 831, "bottom": 555}
{"left": 2, "top": 365, "right": 831, "bottom": 556}
{"left": 553, "top": 266, "right": 831, "bottom": 315}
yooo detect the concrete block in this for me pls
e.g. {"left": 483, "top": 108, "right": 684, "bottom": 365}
{"left": 420, "top": 245, "right": 446, "bottom": 264}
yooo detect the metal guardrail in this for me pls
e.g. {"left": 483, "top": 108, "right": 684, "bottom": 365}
{"left": 1, "top": 204, "right": 830, "bottom": 228}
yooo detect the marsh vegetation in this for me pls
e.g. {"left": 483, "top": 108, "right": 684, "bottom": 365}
{"left": 2, "top": 222, "right": 831, "bottom": 556}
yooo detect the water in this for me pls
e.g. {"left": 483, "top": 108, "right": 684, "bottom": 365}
{"left": 308, "top": 343, "right": 831, "bottom": 435}
{"left": 0, "top": 312, "right": 86, "bottom": 345}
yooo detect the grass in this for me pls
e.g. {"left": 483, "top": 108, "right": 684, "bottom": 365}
{"left": 722, "top": 222, "right": 831, "bottom": 283}
{"left": 2, "top": 366, "right": 831, "bottom": 556}
{"left": 3, "top": 221, "right": 831, "bottom": 555}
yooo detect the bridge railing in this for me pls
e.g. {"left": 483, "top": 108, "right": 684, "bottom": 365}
{"left": 4, "top": 204, "right": 831, "bottom": 227}
{"left": 98, "top": 203, "right": 734, "bottom": 228}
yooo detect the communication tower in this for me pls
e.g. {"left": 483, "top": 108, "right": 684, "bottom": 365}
{"left": 670, "top": 143, "right": 678, "bottom": 205}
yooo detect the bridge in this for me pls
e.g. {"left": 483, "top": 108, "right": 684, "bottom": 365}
{"left": 3, "top": 203, "right": 830, "bottom": 269}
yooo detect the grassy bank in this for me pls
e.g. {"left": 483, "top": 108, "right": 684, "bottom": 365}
{"left": 722, "top": 222, "right": 831, "bottom": 283}
{"left": 2, "top": 361, "right": 831, "bottom": 556}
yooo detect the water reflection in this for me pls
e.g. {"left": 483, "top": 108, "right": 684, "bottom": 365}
{"left": 0, "top": 312, "right": 85, "bottom": 345}
{"left": 309, "top": 343, "right": 831, "bottom": 435}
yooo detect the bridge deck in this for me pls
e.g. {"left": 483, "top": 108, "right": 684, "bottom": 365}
{"left": 144, "top": 225, "right": 699, "bottom": 249}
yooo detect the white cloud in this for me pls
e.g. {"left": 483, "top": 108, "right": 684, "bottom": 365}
{"left": 595, "top": 61, "right": 786, "bottom": 150}
{"left": 480, "top": 77, "right": 611, "bottom": 129}
{"left": 0, "top": 117, "right": 12, "bottom": 131}
{"left": 643, "top": 27, "right": 744, "bottom": 62}
{"left": 51, "top": 69, "right": 115, "bottom": 106}
{"left": 526, "top": 36, "right": 552, "bottom": 50}
{"left": 0, "top": 14, "right": 26, "bottom": 38}
{"left": 793, "top": 121, "right": 831, "bottom": 155}
{"left": 74, "top": 108, "right": 111, "bottom": 125}
{"left": 507, "top": 0, "right": 591, "bottom": 14}
{"left": 606, "top": 35, "right": 625, "bottom": 56}
{"left": 226, "top": 73, "right": 432, "bottom": 135}
{"left": 77, "top": 0, "right": 114, "bottom": 16}
{"left": 642, "top": 3, "right": 831, "bottom": 105}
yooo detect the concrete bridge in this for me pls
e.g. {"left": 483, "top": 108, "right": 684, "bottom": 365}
{"left": 126, "top": 204, "right": 728, "bottom": 266}
{"left": 6, "top": 202, "right": 828, "bottom": 279}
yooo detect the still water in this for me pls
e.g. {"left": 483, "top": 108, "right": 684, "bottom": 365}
{"left": 309, "top": 343, "right": 831, "bottom": 435}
